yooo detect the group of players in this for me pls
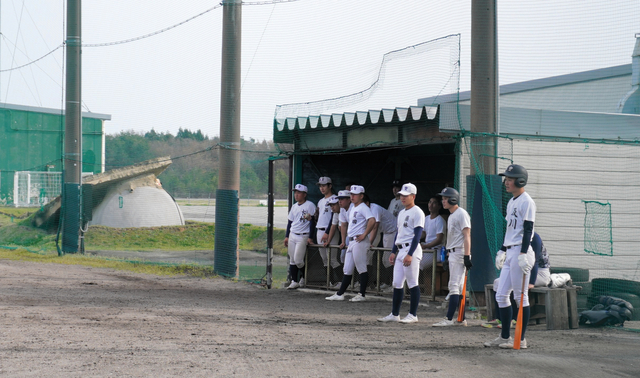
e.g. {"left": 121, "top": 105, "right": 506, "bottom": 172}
{"left": 284, "top": 164, "right": 545, "bottom": 349}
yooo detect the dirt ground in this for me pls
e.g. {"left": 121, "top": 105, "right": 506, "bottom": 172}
{"left": 1, "top": 260, "right": 639, "bottom": 378}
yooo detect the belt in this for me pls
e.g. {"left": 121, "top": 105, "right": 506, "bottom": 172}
{"left": 396, "top": 242, "right": 410, "bottom": 249}
{"left": 350, "top": 236, "right": 359, "bottom": 241}
{"left": 294, "top": 233, "right": 309, "bottom": 236}
{"left": 506, "top": 245, "right": 520, "bottom": 249}
{"left": 317, "top": 228, "right": 326, "bottom": 231}
{"left": 447, "top": 247, "right": 459, "bottom": 253}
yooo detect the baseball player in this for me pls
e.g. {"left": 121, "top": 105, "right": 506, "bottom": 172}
{"left": 529, "top": 232, "right": 551, "bottom": 288}
{"left": 432, "top": 187, "right": 472, "bottom": 327}
{"left": 316, "top": 177, "right": 341, "bottom": 284}
{"left": 419, "top": 194, "right": 447, "bottom": 271}
{"left": 484, "top": 164, "right": 536, "bottom": 349}
{"left": 377, "top": 183, "right": 425, "bottom": 323}
{"left": 326, "top": 185, "right": 376, "bottom": 302}
{"left": 388, "top": 180, "right": 403, "bottom": 218}
{"left": 363, "top": 195, "right": 398, "bottom": 267}
{"left": 321, "top": 194, "right": 343, "bottom": 287}
{"left": 284, "top": 184, "right": 316, "bottom": 290}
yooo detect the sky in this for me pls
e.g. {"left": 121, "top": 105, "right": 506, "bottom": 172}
{"left": 0, "top": 0, "right": 638, "bottom": 142}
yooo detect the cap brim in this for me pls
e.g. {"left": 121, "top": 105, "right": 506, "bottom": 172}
{"left": 398, "top": 190, "right": 414, "bottom": 196}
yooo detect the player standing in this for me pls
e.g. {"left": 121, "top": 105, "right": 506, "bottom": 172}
{"left": 484, "top": 164, "right": 535, "bottom": 349}
{"left": 315, "top": 177, "right": 341, "bottom": 284}
{"left": 284, "top": 184, "right": 316, "bottom": 290}
{"left": 326, "top": 185, "right": 376, "bottom": 302}
{"left": 432, "top": 187, "right": 472, "bottom": 327}
{"left": 377, "top": 183, "right": 425, "bottom": 323}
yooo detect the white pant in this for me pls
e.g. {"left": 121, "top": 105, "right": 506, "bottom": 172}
{"left": 288, "top": 233, "right": 308, "bottom": 268}
{"left": 496, "top": 245, "right": 535, "bottom": 308}
{"left": 316, "top": 229, "right": 340, "bottom": 268}
{"left": 343, "top": 237, "right": 370, "bottom": 275}
{"left": 535, "top": 267, "right": 551, "bottom": 287}
{"left": 447, "top": 249, "right": 467, "bottom": 295}
{"left": 392, "top": 245, "right": 422, "bottom": 289}
{"left": 381, "top": 232, "right": 397, "bottom": 268}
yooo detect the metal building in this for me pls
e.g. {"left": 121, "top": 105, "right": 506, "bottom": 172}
{"left": 0, "top": 102, "right": 111, "bottom": 206}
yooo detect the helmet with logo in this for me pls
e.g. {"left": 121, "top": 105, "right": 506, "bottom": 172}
{"left": 439, "top": 187, "right": 460, "bottom": 206}
{"left": 499, "top": 164, "right": 528, "bottom": 188}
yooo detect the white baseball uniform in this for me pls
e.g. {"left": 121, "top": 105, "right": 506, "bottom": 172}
{"left": 392, "top": 205, "right": 425, "bottom": 289}
{"left": 496, "top": 192, "right": 536, "bottom": 308}
{"left": 388, "top": 197, "right": 403, "bottom": 218}
{"left": 287, "top": 200, "right": 316, "bottom": 268}
{"left": 367, "top": 203, "right": 398, "bottom": 265}
{"left": 445, "top": 207, "right": 471, "bottom": 295}
{"left": 343, "top": 202, "right": 374, "bottom": 275}
{"left": 317, "top": 196, "right": 340, "bottom": 268}
{"left": 419, "top": 214, "right": 446, "bottom": 270}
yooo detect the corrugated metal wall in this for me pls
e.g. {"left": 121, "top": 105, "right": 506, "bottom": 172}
{"left": 0, "top": 107, "right": 104, "bottom": 205}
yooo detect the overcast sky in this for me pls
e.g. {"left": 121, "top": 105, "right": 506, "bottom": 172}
{"left": 0, "top": 0, "right": 638, "bottom": 141}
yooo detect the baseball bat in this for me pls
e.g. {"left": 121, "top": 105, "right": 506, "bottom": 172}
{"left": 513, "top": 274, "right": 527, "bottom": 350}
{"left": 457, "top": 269, "right": 468, "bottom": 323}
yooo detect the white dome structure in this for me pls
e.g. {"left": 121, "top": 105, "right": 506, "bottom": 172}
{"left": 90, "top": 182, "right": 184, "bottom": 228}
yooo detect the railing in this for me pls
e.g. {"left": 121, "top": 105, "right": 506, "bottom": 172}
{"left": 304, "top": 244, "right": 441, "bottom": 301}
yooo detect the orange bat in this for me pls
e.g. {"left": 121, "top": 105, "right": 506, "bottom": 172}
{"left": 457, "top": 270, "right": 468, "bottom": 323}
{"left": 513, "top": 274, "right": 527, "bottom": 350}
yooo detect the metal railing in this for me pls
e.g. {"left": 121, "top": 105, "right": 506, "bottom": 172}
{"left": 304, "top": 244, "right": 440, "bottom": 301}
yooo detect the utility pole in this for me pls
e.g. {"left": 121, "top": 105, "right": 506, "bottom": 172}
{"left": 470, "top": 0, "right": 498, "bottom": 175}
{"left": 214, "top": 0, "right": 241, "bottom": 277}
{"left": 61, "top": 0, "right": 82, "bottom": 254}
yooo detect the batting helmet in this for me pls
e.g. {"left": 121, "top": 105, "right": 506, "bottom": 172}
{"left": 439, "top": 187, "right": 459, "bottom": 206}
{"left": 499, "top": 164, "right": 528, "bottom": 188}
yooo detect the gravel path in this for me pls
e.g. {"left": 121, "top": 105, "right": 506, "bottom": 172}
{"left": 1, "top": 260, "right": 638, "bottom": 377}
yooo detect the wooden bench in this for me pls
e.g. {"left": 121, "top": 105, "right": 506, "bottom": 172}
{"left": 484, "top": 284, "right": 579, "bottom": 330}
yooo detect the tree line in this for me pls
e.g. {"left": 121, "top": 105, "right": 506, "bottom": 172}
{"left": 105, "top": 129, "right": 290, "bottom": 199}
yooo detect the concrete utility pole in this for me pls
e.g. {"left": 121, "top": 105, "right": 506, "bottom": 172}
{"left": 468, "top": 0, "right": 501, "bottom": 291}
{"left": 214, "top": 0, "right": 241, "bottom": 277}
{"left": 62, "top": 0, "right": 82, "bottom": 253}
{"left": 470, "top": 0, "right": 498, "bottom": 175}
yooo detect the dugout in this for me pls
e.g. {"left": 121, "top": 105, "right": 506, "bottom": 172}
{"left": 273, "top": 105, "right": 458, "bottom": 209}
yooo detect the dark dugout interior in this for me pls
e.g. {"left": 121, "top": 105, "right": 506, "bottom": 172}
{"left": 299, "top": 142, "right": 456, "bottom": 211}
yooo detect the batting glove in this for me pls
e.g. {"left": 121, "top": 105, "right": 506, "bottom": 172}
{"left": 495, "top": 251, "right": 506, "bottom": 270}
{"left": 517, "top": 253, "right": 532, "bottom": 275}
{"left": 463, "top": 255, "right": 473, "bottom": 270}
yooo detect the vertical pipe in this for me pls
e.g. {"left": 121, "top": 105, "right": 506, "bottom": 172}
{"left": 267, "top": 158, "right": 274, "bottom": 289}
{"left": 214, "top": 0, "right": 242, "bottom": 277}
{"left": 62, "top": 0, "right": 82, "bottom": 253}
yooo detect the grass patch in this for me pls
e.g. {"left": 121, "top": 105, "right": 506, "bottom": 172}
{"left": 0, "top": 248, "right": 217, "bottom": 277}
{"left": 85, "top": 222, "right": 216, "bottom": 251}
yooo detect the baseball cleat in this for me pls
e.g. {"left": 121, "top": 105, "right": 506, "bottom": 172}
{"left": 287, "top": 281, "right": 300, "bottom": 290}
{"left": 298, "top": 278, "right": 305, "bottom": 287}
{"left": 399, "top": 314, "right": 418, "bottom": 323}
{"left": 349, "top": 293, "right": 366, "bottom": 302}
{"left": 455, "top": 320, "right": 468, "bottom": 326}
{"left": 484, "top": 336, "right": 511, "bottom": 347}
{"left": 377, "top": 313, "right": 400, "bottom": 322}
{"left": 325, "top": 293, "right": 345, "bottom": 301}
{"left": 379, "top": 283, "right": 390, "bottom": 290}
{"left": 432, "top": 318, "right": 454, "bottom": 327}
{"left": 499, "top": 338, "right": 527, "bottom": 349}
